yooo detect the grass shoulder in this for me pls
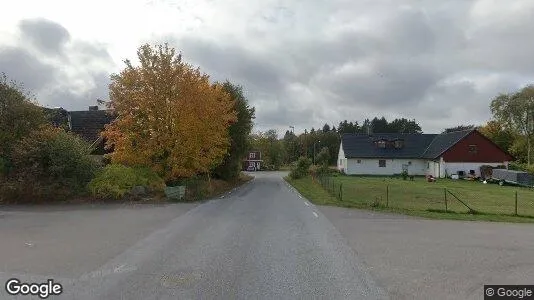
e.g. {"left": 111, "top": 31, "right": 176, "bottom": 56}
{"left": 285, "top": 175, "right": 534, "bottom": 223}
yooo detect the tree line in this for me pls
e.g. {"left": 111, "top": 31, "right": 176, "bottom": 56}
{"left": 0, "top": 43, "right": 256, "bottom": 202}
{"left": 250, "top": 117, "right": 424, "bottom": 168}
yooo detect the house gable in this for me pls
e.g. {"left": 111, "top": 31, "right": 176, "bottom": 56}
{"left": 441, "top": 130, "right": 514, "bottom": 162}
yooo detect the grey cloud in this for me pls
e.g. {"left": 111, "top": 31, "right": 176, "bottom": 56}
{"left": 1, "top": 19, "right": 114, "bottom": 110}
{"left": 173, "top": 36, "right": 288, "bottom": 93}
{"left": 0, "top": 47, "right": 57, "bottom": 91}
{"left": 19, "top": 18, "right": 70, "bottom": 55}
{"left": 7, "top": 0, "right": 534, "bottom": 134}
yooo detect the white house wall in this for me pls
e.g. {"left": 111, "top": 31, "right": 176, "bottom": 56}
{"left": 427, "top": 161, "right": 441, "bottom": 178}
{"left": 443, "top": 162, "right": 508, "bottom": 177}
{"left": 337, "top": 142, "right": 348, "bottom": 172}
{"left": 346, "top": 158, "right": 428, "bottom": 175}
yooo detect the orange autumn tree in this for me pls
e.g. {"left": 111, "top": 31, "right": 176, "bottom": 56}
{"left": 102, "top": 43, "right": 237, "bottom": 181}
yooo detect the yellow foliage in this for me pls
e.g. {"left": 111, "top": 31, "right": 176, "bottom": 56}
{"left": 102, "top": 44, "right": 237, "bottom": 181}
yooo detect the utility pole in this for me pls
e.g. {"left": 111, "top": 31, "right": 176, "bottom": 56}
{"left": 314, "top": 140, "right": 321, "bottom": 165}
{"left": 528, "top": 97, "right": 533, "bottom": 166}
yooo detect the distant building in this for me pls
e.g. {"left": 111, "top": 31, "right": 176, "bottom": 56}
{"left": 45, "top": 106, "right": 116, "bottom": 155}
{"left": 243, "top": 151, "right": 263, "bottom": 171}
{"left": 67, "top": 106, "right": 116, "bottom": 155}
{"left": 337, "top": 129, "right": 514, "bottom": 178}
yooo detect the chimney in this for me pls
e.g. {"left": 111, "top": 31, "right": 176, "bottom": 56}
{"left": 89, "top": 106, "right": 99, "bottom": 111}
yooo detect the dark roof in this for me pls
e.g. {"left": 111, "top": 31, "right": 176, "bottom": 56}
{"left": 69, "top": 110, "right": 116, "bottom": 144}
{"left": 421, "top": 129, "right": 473, "bottom": 159}
{"left": 341, "top": 133, "right": 438, "bottom": 158}
{"left": 341, "top": 129, "right": 477, "bottom": 160}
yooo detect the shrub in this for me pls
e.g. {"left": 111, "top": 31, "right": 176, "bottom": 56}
{"left": 88, "top": 164, "right": 165, "bottom": 199}
{"left": 289, "top": 156, "right": 312, "bottom": 179}
{"left": 0, "top": 156, "right": 7, "bottom": 177}
{"left": 10, "top": 126, "right": 99, "bottom": 191}
{"left": 509, "top": 162, "right": 534, "bottom": 174}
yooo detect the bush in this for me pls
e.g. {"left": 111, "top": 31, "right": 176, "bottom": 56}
{"left": 88, "top": 164, "right": 165, "bottom": 199}
{"left": 509, "top": 162, "right": 534, "bottom": 174}
{"left": 0, "top": 156, "right": 7, "bottom": 177}
{"left": 289, "top": 156, "right": 312, "bottom": 179}
{"left": 10, "top": 126, "right": 99, "bottom": 191}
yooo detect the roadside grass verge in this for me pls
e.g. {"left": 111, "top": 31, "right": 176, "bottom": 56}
{"left": 178, "top": 172, "right": 254, "bottom": 202}
{"left": 285, "top": 175, "right": 534, "bottom": 223}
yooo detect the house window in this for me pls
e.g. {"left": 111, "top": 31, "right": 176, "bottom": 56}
{"left": 394, "top": 140, "right": 404, "bottom": 149}
{"left": 427, "top": 162, "right": 430, "bottom": 169}
{"left": 379, "top": 160, "right": 386, "bottom": 167}
{"left": 357, "top": 159, "right": 362, "bottom": 164}
{"left": 377, "top": 140, "right": 386, "bottom": 148}
{"left": 468, "top": 144, "right": 478, "bottom": 154}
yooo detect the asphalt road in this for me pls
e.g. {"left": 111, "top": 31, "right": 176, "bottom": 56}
{"left": 0, "top": 172, "right": 386, "bottom": 300}
{"left": 319, "top": 206, "right": 534, "bottom": 300}
{"left": 3, "top": 171, "right": 533, "bottom": 300}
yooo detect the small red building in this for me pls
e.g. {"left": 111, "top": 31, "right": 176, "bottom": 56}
{"left": 243, "top": 151, "right": 263, "bottom": 171}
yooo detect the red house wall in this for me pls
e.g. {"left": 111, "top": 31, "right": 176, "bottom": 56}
{"left": 442, "top": 131, "right": 514, "bottom": 162}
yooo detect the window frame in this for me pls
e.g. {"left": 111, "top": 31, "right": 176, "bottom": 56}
{"left": 378, "top": 159, "right": 386, "bottom": 168}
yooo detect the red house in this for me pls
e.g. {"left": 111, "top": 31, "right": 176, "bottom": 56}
{"left": 243, "top": 151, "right": 263, "bottom": 171}
{"left": 337, "top": 129, "right": 514, "bottom": 178}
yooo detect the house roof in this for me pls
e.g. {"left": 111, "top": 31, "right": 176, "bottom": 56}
{"left": 421, "top": 129, "right": 474, "bottom": 159}
{"left": 68, "top": 110, "right": 116, "bottom": 144}
{"left": 341, "top": 133, "right": 438, "bottom": 159}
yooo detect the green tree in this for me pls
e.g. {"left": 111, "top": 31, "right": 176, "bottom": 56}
{"left": 479, "top": 120, "right": 516, "bottom": 154}
{"left": 490, "top": 85, "right": 534, "bottom": 165}
{"left": 212, "top": 81, "right": 255, "bottom": 180}
{"left": 250, "top": 130, "right": 286, "bottom": 170}
{"left": 370, "top": 117, "right": 389, "bottom": 133}
{"left": 442, "top": 125, "right": 476, "bottom": 134}
{"left": 283, "top": 130, "right": 298, "bottom": 164}
{"left": 0, "top": 73, "right": 47, "bottom": 160}
{"left": 315, "top": 146, "right": 331, "bottom": 174}
{"left": 388, "top": 118, "right": 422, "bottom": 133}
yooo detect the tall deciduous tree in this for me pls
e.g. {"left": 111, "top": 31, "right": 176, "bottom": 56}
{"left": 212, "top": 81, "right": 255, "bottom": 180}
{"left": 479, "top": 120, "right": 516, "bottom": 154}
{"left": 103, "top": 44, "right": 237, "bottom": 181}
{"left": 490, "top": 85, "right": 534, "bottom": 165}
{"left": 0, "top": 73, "right": 46, "bottom": 158}
{"left": 442, "top": 125, "right": 475, "bottom": 134}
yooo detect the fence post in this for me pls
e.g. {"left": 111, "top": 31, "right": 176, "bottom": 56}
{"left": 332, "top": 179, "right": 335, "bottom": 194}
{"left": 515, "top": 191, "right": 518, "bottom": 216}
{"left": 386, "top": 185, "right": 389, "bottom": 208}
{"left": 444, "top": 188, "right": 448, "bottom": 212}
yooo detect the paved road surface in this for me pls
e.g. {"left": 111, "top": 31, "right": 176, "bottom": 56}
{"left": 1, "top": 172, "right": 386, "bottom": 299}
{"left": 3, "top": 171, "right": 533, "bottom": 300}
{"left": 319, "top": 206, "right": 534, "bottom": 300}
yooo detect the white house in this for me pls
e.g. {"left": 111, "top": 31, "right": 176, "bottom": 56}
{"left": 337, "top": 129, "right": 513, "bottom": 178}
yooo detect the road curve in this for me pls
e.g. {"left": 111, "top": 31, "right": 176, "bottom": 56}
{"left": 61, "top": 172, "right": 387, "bottom": 300}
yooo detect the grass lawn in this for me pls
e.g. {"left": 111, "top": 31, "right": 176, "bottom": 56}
{"left": 285, "top": 175, "right": 534, "bottom": 223}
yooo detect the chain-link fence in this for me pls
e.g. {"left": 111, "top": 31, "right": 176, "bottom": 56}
{"left": 316, "top": 175, "right": 534, "bottom": 217}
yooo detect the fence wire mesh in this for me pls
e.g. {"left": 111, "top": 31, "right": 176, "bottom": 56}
{"left": 316, "top": 175, "right": 534, "bottom": 217}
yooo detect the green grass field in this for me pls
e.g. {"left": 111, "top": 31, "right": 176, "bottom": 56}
{"left": 286, "top": 175, "right": 534, "bottom": 223}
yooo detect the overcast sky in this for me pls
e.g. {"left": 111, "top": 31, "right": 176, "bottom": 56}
{"left": 1, "top": 0, "right": 533, "bottom": 134}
